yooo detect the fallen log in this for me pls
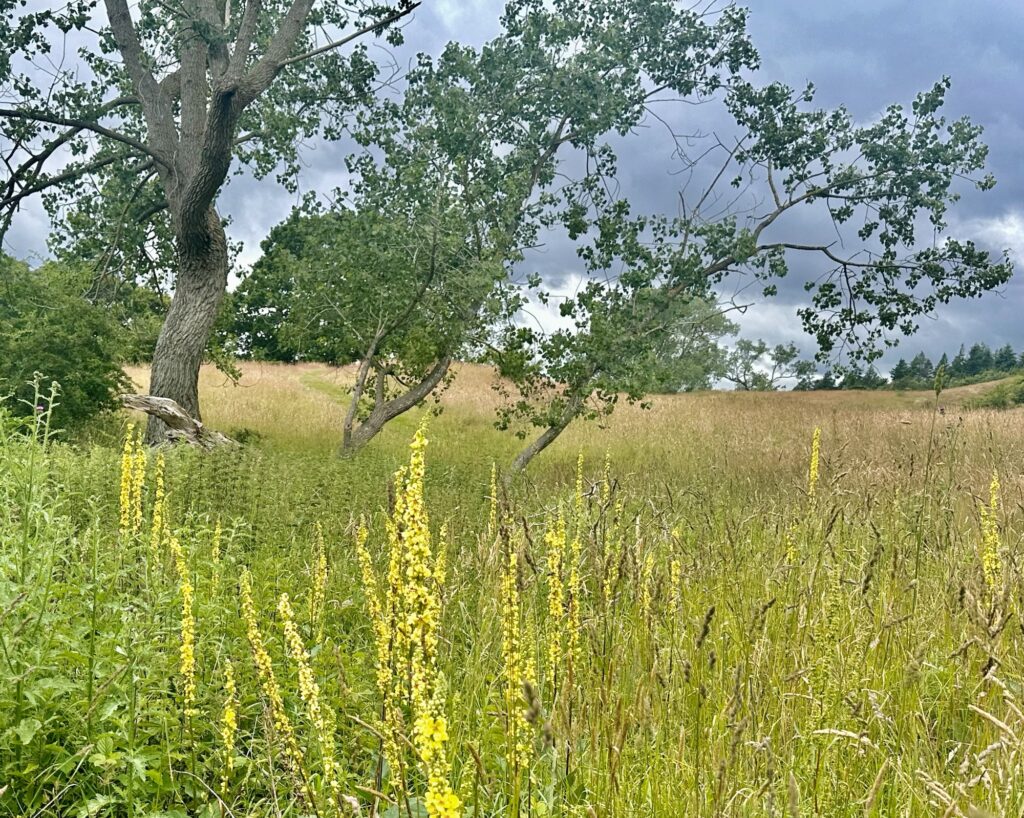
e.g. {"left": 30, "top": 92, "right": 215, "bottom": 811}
{"left": 120, "top": 394, "right": 236, "bottom": 450}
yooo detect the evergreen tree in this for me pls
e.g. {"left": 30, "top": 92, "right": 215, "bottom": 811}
{"left": 950, "top": 345, "right": 968, "bottom": 377}
{"left": 994, "top": 344, "right": 1017, "bottom": 371}
{"left": 966, "top": 342, "right": 994, "bottom": 375}
{"left": 890, "top": 357, "right": 912, "bottom": 385}
{"left": 909, "top": 352, "right": 935, "bottom": 382}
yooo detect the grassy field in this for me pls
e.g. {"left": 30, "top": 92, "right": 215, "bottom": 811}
{"left": 2, "top": 363, "right": 1023, "bottom": 817}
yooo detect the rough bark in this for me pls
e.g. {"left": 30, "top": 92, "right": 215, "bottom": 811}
{"left": 340, "top": 357, "right": 453, "bottom": 455}
{"left": 122, "top": 393, "right": 235, "bottom": 449}
{"left": 509, "top": 393, "right": 585, "bottom": 475}
{"left": 145, "top": 206, "right": 229, "bottom": 443}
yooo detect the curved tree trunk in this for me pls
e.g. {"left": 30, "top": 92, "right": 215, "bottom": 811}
{"left": 145, "top": 206, "right": 228, "bottom": 443}
{"left": 340, "top": 356, "right": 452, "bottom": 455}
{"left": 509, "top": 393, "right": 584, "bottom": 475}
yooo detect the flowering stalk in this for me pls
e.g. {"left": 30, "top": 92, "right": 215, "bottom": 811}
{"left": 360, "top": 428, "right": 461, "bottom": 818}
{"left": 240, "top": 570, "right": 309, "bottom": 801}
{"left": 807, "top": 426, "right": 822, "bottom": 500}
{"left": 544, "top": 516, "right": 566, "bottom": 688}
{"left": 210, "top": 519, "right": 222, "bottom": 596}
{"left": 220, "top": 659, "right": 238, "bottom": 794}
{"left": 309, "top": 522, "right": 328, "bottom": 643}
{"left": 169, "top": 535, "right": 197, "bottom": 720}
{"left": 980, "top": 471, "right": 1004, "bottom": 596}
{"left": 279, "top": 591, "right": 340, "bottom": 804}
{"left": 149, "top": 452, "right": 166, "bottom": 565}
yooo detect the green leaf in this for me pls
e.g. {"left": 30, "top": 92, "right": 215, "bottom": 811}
{"left": 15, "top": 717, "right": 41, "bottom": 745}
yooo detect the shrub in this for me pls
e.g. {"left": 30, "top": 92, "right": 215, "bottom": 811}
{"left": 0, "top": 255, "right": 129, "bottom": 432}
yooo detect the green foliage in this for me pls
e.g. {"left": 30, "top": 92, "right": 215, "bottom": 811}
{"left": 3, "top": 384, "right": 1024, "bottom": 816}
{"left": 722, "top": 339, "right": 815, "bottom": 391}
{"left": 0, "top": 255, "right": 129, "bottom": 431}
{"left": 969, "top": 376, "right": 1024, "bottom": 409}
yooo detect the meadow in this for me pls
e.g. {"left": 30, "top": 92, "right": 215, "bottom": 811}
{"left": 2, "top": 363, "right": 1023, "bottom": 817}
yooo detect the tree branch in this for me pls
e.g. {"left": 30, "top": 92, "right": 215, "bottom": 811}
{"left": 278, "top": 3, "right": 421, "bottom": 69}
{"left": 0, "top": 108, "right": 169, "bottom": 168}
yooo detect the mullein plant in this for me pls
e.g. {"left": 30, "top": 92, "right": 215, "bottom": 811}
{"left": 358, "top": 427, "right": 461, "bottom": 818}
{"left": 279, "top": 591, "right": 341, "bottom": 807}
{"left": 979, "top": 472, "right": 1004, "bottom": 599}
{"left": 240, "top": 569, "right": 311, "bottom": 803}
{"left": 807, "top": 426, "right": 822, "bottom": 501}
{"left": 219, "top": 658, "right": 238, "bottom": 795}
{"left": 544, "top": 515, "right": 566, "bottom": 691}
{"left": 501, "top": 533, "right": 534, "bottom": 815}
{"left": 169, "top": 535, "right": 198, "bottom": 721}
{"left": 149, "top": 451, "right": 166, "bottom": 566}
{"left": 210, "top": 519, "right": 222, "bottom": 596}
{"left": 308, "top": 522, "right": 328, "bottom": 643}
{"left": 119, "top": 424, "right": 146, "bottom": 542}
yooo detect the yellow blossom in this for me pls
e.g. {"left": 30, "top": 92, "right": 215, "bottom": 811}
{"left": 220, "top": 659, "right": 238, "bottom": 793}
{"left": 808, "top": 426, "right": 822, "bottom": 500}
{"left": 279, "top": 591, "right": 339, "bottom": 800}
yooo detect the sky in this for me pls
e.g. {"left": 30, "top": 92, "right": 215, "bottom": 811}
{"left": 5, "top": 0, "right": 1023, "bottom": 369}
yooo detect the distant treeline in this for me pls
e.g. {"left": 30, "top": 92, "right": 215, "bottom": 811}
{"left": 796, "top": 342, "right": 1022, "bottom": 391}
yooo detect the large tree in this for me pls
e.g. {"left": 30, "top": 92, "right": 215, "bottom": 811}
{"left": 0, "top": 0, "right": 417, "bottom": 440}
{"left": 485, "top": 69, "right": 1012, "bottom": 470}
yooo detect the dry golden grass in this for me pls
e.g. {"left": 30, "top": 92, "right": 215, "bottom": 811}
{"left": 124, "top": 361, "right": 1024, "bottom": 503}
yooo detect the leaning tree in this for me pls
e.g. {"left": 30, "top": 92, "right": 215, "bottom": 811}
{"left": 489, "top": 74, "right": 1012, "bottom": 471}
{"left": 0, "top": 0, "right": 417, "bottom": 440}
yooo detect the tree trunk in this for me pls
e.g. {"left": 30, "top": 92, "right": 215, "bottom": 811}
{"left": 340, "top": 357, "right": 452, "bottom": 455}
{"left": 508, "top": 394, "right": 584, "bottom": 475}
{"left": 145, "top": 206, "right": 229, "bottom": 443}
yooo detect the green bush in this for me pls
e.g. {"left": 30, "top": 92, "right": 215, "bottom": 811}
{"left": 968, "top": 375, "right": 1024, "bottom": 409}
{"left": 0, "top": 255, "right": 130, "bottom": 432}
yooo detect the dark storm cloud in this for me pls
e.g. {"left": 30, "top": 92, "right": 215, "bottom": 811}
{"left": 5, "top": 1, "right": 1021, "bottom": 370}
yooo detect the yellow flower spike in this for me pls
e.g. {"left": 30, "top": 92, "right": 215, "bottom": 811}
{"left": 488, "top": 462, "right": 499, "bottom": 539}
{"left": 169, "top": 535, "right": 197, "bottom": 719}
{"left": 980, "top": 471, "right": 1004, "bottom": 595}
{"left": 308, "top": 522, "right": 328, "bottom": 642}
{"left": 131, "top": 427, "right": 146, "bottom": 536}
{"left": 501, "top": 538, "right": 524, "bottom": 777}
{"left": 240, "top": 571, "right": 309, "bottom": 800}
{"left": 574, "top": 452, "right": 585, "bottom": 526}
{"left": 210, "top": 519, "right": 222, "bottom": 595}
{"left": 220, "top": 658, "right": 238, "bottom": 794}
{"left": 118, "top": 424, "right": 135, "bottom": 541}
{"left": 544, "top": 517, "right": 565, "bottom": 684}
{"left": 279, "top": 591, "right": 340, "bottom": 801}
{"left": 358, "top": 429, "right": 458, "bottom": 815}
{"left": 808, "top": 426, "right": 822, "bottom": 500}
{"left": 669, "top": 558, "right": 682, "bottom": 623}
{"left": 149, "top": 451, "right": 166, "bottom": 564}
